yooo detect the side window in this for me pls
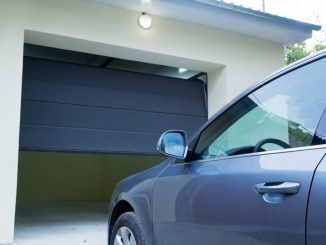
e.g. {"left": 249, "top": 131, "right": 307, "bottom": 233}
{"left": 313, "top": 109, "right": 326, "bottom": 145}
{"left": 193, "top": 57, "right": 326, "bottom": 160}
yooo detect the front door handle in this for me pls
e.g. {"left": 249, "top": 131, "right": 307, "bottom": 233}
{"left": 255, "top": 182, "right": 300, "bottom": 195}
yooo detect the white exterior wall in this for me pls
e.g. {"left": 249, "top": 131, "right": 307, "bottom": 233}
{"left": 0, "top": 0, "right": 283, "bottom": 243}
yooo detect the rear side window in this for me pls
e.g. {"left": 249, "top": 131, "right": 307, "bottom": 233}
{"left": 194, "top": 57, "right": 326, "bottom": 160}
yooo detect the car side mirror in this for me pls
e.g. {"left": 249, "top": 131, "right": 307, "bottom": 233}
{"left": 157, "top": 130, "right": 188, "bottom": 159}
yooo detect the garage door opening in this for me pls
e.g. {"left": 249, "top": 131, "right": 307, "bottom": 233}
{"left": 15, "top": 152, "right": 164, "bottom": 244}
{"left": 15, "top": 44, "right": 208, "bottom": 244}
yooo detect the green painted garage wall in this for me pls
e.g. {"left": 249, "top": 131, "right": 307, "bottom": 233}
{"left": 17, "top": 151, "right": 165, "bottom": 202}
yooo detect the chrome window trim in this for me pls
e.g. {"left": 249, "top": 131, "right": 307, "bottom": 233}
{"left": 185, "top": 144, "right": 326, "bottom": 164}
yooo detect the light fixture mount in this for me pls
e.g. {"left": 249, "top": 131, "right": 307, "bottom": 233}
{"left": 140, "top": 0, "right": 152, "bottom": 7}
{"left": 138, "top": 12, "right": 152, "bottom": 29}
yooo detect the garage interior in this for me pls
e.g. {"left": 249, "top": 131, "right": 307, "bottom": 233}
{"left": 14, "top": 44, "right": 208, "bottom": 244}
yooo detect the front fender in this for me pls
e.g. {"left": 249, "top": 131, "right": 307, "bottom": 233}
{"left": 108, "top": 158, "right": 172, "bottom": 244}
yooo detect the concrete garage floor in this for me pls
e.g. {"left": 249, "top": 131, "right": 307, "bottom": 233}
{"left": 14, "top": 202, "right": 108, "bottom": 245}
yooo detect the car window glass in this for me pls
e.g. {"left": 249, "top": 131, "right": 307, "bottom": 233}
{"left": 313, "top": 108, "right": 326, "bottom": 145}
{"left": 194, "top": 57, "right": 326, "bottom": 160}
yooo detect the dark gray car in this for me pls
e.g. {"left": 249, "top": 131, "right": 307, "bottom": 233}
{"left": 108, "top": 50, "right": 326, "bottom": 245}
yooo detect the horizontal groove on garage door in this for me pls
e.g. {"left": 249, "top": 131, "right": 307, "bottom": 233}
{"left": 20, "top": 57, "right": 207, "bottom": 154}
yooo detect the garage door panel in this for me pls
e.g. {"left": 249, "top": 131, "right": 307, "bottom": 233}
{"left": 20, "top": 57, "right": 207, "bottom": 154}
{"left": 23, "top": 58, "right": 204, "bottom": 99}
{"left": 20, "top": 125, "right": 159, "bottom": 154}
{"left": 21, "top": 100, "right": 205, "bottom": 134}
{"left": 22, "top": 79, "right": 206, "bottom": 117}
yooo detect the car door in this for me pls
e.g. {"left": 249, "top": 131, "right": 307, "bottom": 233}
{"left": 153, "top": 56, "right": 326, "bottom": 245}
{"left": 306, "top": 111, "right": 326, "bottom": 244}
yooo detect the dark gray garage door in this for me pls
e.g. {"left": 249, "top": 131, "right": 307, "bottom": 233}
{"left": 20, "top": 57, "right": 207, "bottom": 155}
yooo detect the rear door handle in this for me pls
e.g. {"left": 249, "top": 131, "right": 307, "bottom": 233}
{"left": 255, "top": 182, "right": 300, "bottom": 195}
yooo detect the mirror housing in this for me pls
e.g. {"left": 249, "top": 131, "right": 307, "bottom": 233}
{"left": 157, "top": 130, "right": 188, "bottom": 159}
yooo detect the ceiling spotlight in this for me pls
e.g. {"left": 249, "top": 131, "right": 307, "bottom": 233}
{"left": 178, "top": 68, "right": 188, "bottom": 73}
{"left": 138, "top": 13, "right": 152, "bottom": 29}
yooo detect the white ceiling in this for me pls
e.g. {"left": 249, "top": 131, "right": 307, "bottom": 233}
{"left": 92, "top": 0, "right": 320, "bottom": 45}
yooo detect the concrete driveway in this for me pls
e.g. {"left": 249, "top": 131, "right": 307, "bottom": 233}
{"left": 14, "top": 202, "right": 108, "bottom": 245}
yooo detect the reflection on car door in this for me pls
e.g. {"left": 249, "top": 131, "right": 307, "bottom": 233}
{"left": 153, "top": 148, "right": 326, "bottom": 245}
